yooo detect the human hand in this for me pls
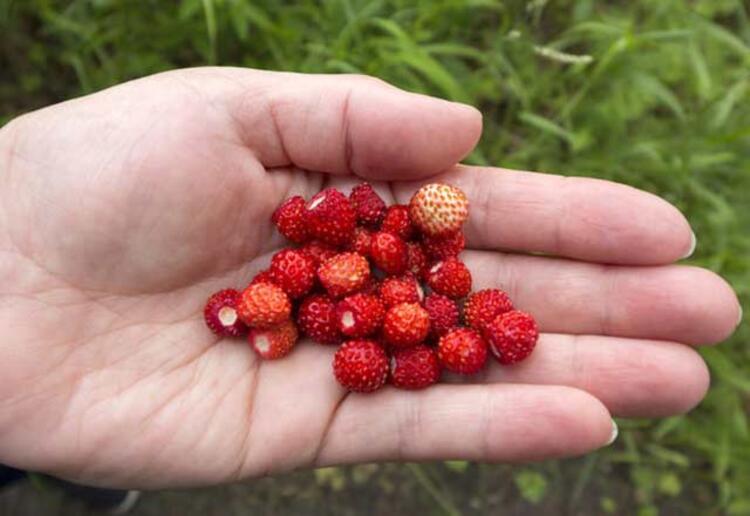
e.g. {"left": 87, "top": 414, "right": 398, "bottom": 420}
{"left": 0, "top": 68, "right": 740, "bottom": 488}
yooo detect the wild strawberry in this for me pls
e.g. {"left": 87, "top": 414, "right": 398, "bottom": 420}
{"left": 390, "top": 345, "right": 441, "bottom": 389}
{"left": 383, "top": 302, "right": 431, "bottom": 348}
{"left": 409, "top": 183, "right": 469, "bottom": 237}
{"left": 406, "top": 241, "right": 429, "bottom": 279}
{"left": 300, "top": 240, "right": 338, "bottom": 267}
{"left": 438, "top": 328, "right": 487, "bottom": 374}
{"left": 271, "top": 195, "right": 309, "bottom": 243}
{"left": 306, "top": 187, "right": 356, "bottom": 246}
{"left": 336, "top": 293, "right": 385, "bottom": 338}
{"left": 485, "top": 310, "right": 539, "bottom": 365}
{"left": 203, "top": 289, "right": 248, "bottom": 337}
{"left": 318, "top": 252, "right": 370, "bottom": 298}
{"left": 348, "top": 227, "right": 373, "bottom": 257}
{"left": 423, "top": 231, "right": 465, "bottom": 260}
{"left": 237, "top": 282, "right": 291, "bottom": 329}
{"left": 370, "top": 231, "right": 408, "bottom": 276}
{"left": 426, "top": 258, "right": 472, "bottom": 299}
{"left": 423, "top": 293, "right": 459, "bottom": 338}
{"left": 297, "top": 294, "right": 340, "bottom": 345}
{"left": 380, "top": 205, "right": 414, "bottom": 241}
{"left": 249, "top": 320, "right": 298, "bottom": 359}
{"left": 249, "top": 269, "right": 276, "bottom": 287}
{"left": 464, "top": 289, "right": 514, "bottom": 333}
{"left": 357, "top": 277, "right": 381, "bottom": 296}
{"left": 349, "top": 182, "right": 386, "bottom": 227}
{"left": 269, "top": 248, "right": 316, "bottom": 299}
{"left": 333, "top": 340, "right": 389, "bottom": 393}
{"left": 379, "top": 275, "right": 422, "bottom": 307}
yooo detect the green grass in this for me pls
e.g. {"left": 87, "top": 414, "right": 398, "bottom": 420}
{"left": 1, "top": 0, "right": 749, "bottom": 514}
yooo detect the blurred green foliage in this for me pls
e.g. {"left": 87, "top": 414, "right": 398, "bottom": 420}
{"left": 1, "top": 0, "right": 749, "bottom": 514}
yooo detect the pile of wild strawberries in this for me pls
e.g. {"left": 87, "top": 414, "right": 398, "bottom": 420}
{"left": 203, "top": 183, "right": 538, "bottom": 392}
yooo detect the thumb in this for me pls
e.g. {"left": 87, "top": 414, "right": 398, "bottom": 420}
{"left": 216, "top": 68, "right": 482, "bottom": 180}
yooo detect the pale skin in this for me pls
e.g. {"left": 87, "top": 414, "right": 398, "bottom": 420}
{"left": 0, "top": 68, "right": 741, "bottom": 489}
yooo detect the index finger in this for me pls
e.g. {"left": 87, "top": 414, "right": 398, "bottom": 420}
{"left": 394, "top": 165, "right": 694, "bottom": 265}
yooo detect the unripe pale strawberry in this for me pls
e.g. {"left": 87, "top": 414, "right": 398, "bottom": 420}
{"left": 408, "top": 183, "right": 469, "bottom": 237}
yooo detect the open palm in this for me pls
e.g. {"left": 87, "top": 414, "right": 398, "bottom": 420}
{"left": 0, "top": 68, "right": 740, "bottom": 489}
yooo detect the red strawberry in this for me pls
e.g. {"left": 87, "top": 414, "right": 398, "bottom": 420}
{"left": 203, "top": 289, "right": 248, "bottom": 337}
{"left": 379, "top": 275, "right": 423, "bottom": 307}
{"left": 390, "top": 345, "right": 441, "bottom": 389}
{"left": 349, "top": 227, "right": 373, "bottom": 257}
{"left": 426, "top": 258, "right": 472, "bottom": 299}
{"left": 305, "top": 188, "right": 356, "bottom": 246}
{"left": 409, "top": 183, "right": 469, "bottom": 237}
{"left": 437, "top": 328, "right": 488, "bottom": 374}
{"left": 249, "top": 269, "right": 276, "bottom": 287}
{"left": 237, "top": 283, "right": 291, "bottom": 329}
{"left": 406, "top": 241, "right": 429, "bottom": 279}
{"left": 383, "top": 302, "right": 431, "bottom": 348}
{"left": 249, "top": 320, "right": 298, "bottom": 359}
{"left": 423, "top": 293, "right": 459, "bottom": 338}
{"left": 333, "top": 340, "right": 389, "bottom": 393}
{"left": 271, "top": 195, "right": 309, "bottom": 243}
{"left": 300, "top": 240, "right": 338, "bottom": 267}
{"left": 485, "top": 310, "right": 539, "bottom": 365}
{"left": 269, "top": 248, "right": 316, "bottom": 299}
{"left": 317, "top": 252, "right": 370, "bottom": 298}
{"left": 349, "top": 182, "right": 386, "bottom": 227}
{"left": 297, "top": 294, "right": 340, "bottom": 345}
{"left": 380, "top": 205, "right": 414, "bottom": 241}
{"left": 423, "top": 231, "right": 465, "bottom": 260}
{"left": 370, "top": 231, "right": 408, "bottom": 276}
{"left": 336, "top": 293, "right": 385, "bottom": 337}
{"left": 464, "top": 289, "right": 514, "bottom": 333}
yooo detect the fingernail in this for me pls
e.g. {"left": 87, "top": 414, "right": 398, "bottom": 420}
{"left": 681, "top": 231, "right": 698, "bottom": 260}
{"left": 738, "top": 305, "right": 744, "bottom": 327}
{"left": 606, "top": 419, "right": 619, "bottom": 446}
{"left": 450, "top": 101, "right": 482, "bottom": 120}
{"left": 681, "top": 231, "right": 697, "bottom": 259}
